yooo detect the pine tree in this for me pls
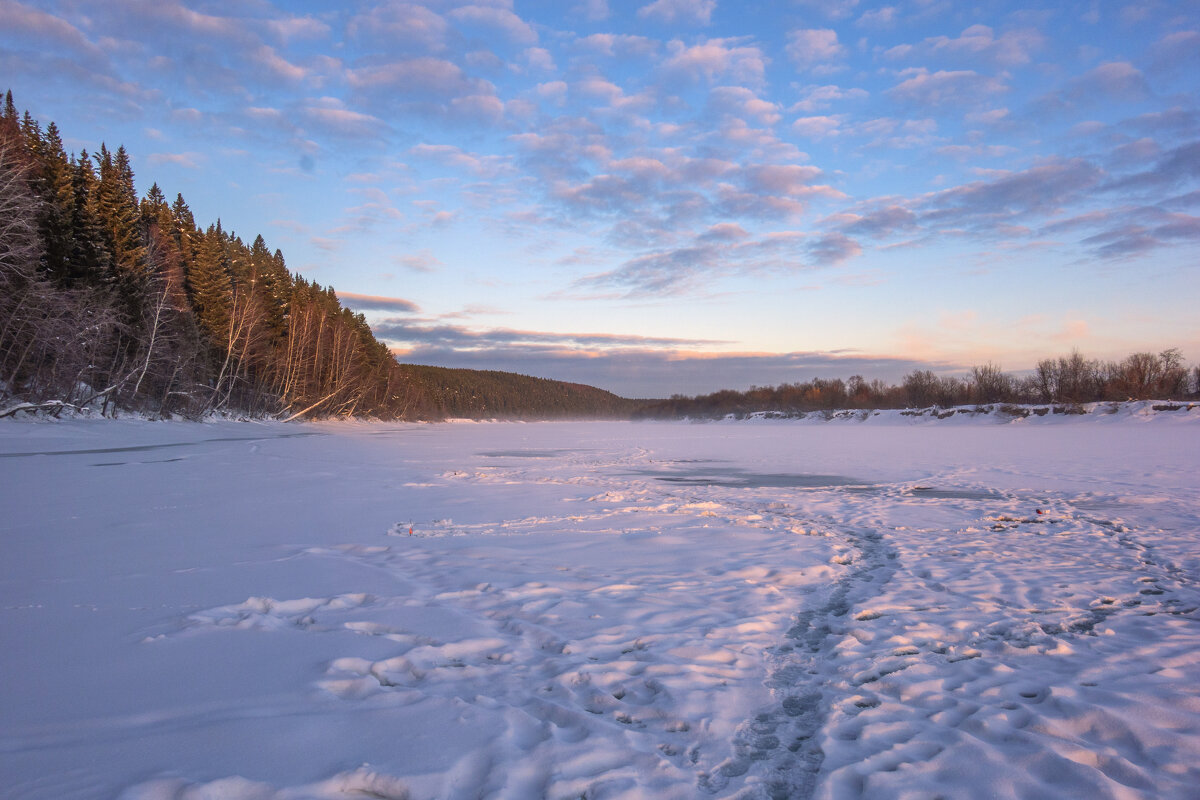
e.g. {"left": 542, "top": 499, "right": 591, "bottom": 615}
{"left": 65, "top": 150, "right": 111, "bottom": 285}
{"left": 189, "top": 223, "right": 233, "bottom": 349}
{"left": 35, "top": 122, "right": 78, "bottom": 284}
{"left": 250, "top": 234, "right": 288, "bottom": 340}
{"left": 92, "top": 143, "right": 146, "bottom": 276}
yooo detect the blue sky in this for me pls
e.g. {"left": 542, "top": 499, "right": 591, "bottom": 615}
{"left": 3, "top": 0, "right": 1197, "bottom": 396}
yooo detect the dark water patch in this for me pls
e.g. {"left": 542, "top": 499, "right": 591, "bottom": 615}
{"left": 633, "top": 466, "right": 870, "bottom": 489}
{"left": 476, "top": 449, "right": 586, "bottom": 458}
{"left": 905, "top": 487, "right": 1002, "bottom": 501}
{"left": 91, "top": 456, "right": 187, "bottom": 467}
{"left": 0, "top": 431, "right": 326, "bottom": 459}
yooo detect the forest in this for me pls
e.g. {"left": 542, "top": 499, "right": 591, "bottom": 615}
{"left": 2, "top": 93, "right": 1197, "bottom": 423}
{"left": 0, "top": 93, "right": 419, "bottom": 419}
{"left": 0, "top": 94, "right": 636, "bottom": 422}
{"left": 635, "top": 351, "right": 1200, "bottom": 419}
{"left": 393, "top": 364, "right": 641, "bottom": 420}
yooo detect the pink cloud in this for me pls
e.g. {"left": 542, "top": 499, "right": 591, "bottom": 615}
{"left": 792, "top": 115, "right": 842, "bottom": 138}
{"left": 787, "top": 29, "right": 845, "bottom": 65}
{"left": 637, "top": 0, "right": 716, "bottom": 26}
{"left": 349, "top": 58, "right": 490, "bottom": 99}
{"left": 888, "top": 69, "right": 1007, "bottom": 106}
{"left": 347, "top": 3, "right": 448, "bottom": 51}
{"left": 335, "top": 292, "right": 421, "bottom": 313}
{"left": 662, "top": 39, "right": 767, "bottom": 85}
{"left": 299, "top": 100, "right": 388, "bottom": 138}
{"left": 0, "top": 0, "right": 107, "bottom": 63}
{"left": 448, "top": 5, "right": 538, "bottom": 45}
{"left": 790, "top": 84, "right": 868, "bottom": 112}
{"left": 146, "top": 151, "right": 203, "bottom": 168}
{"left": 708, "top": 86, "right": 781, "bottom": 125}
{"left": 888, "top": 24, "right": 1045, "bottom": 67}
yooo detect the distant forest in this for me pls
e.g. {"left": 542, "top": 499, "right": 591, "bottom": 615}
{"left": 636, "top": 350, "right": 1200, "bottom": 419}
{"left": 0, "top": 94, "right": 633, "bottom": 421}
{"left": 2, "top": 93, "right": 1197, "bottom": 423}
{"left": 394, "top": 365, "right": 639, "bottom": 420}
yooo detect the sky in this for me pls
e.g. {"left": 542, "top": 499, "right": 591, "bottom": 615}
{"left": 2, "top": 0, "right": 1198, "bottom": 397}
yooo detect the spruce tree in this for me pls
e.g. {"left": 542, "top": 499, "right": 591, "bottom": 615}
{"left": 92, "top": 144, "right": 146, "bottom": 276}
{"left": 189, "top": 223, "right": 233, "bottom": 349}
{"left": 36, "top": 122, "right": 77, "bottom": 284}
{"left": 66, "top": 150, "right": 111, "bottom": 285}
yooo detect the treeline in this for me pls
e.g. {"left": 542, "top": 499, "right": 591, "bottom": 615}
{"left": 394, "top": 364, "right": 642, "bottom": 419}
{"left": 0, "top": 93, "right": 424, "bottom": 419}
{"left": 634, "top": 349, "right": 1199, "bottom": 419}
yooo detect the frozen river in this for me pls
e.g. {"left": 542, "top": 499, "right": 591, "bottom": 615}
{"left": 2, "top": 413, "right": 1199, "bottom": 799}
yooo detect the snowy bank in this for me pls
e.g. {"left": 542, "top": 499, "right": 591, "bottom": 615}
{"left": 1, "top": 418, "right": 1198, "bottom": 798}
{"left": 695, "top": 399, "right": 1200, "bottom": 425}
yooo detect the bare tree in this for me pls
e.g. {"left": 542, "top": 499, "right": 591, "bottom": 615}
{"left": 969, "top": 363, "right": 1013, "bottom": 404}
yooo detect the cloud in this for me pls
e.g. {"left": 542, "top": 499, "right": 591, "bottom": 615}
{"left": 575, "top": 0, "right": 610, "bottom": 22}
{"left": 336, "top": 292, "right": 421, "bottom": 313}
{"left": 843, "top": 116, "right": 939, "bottom": 148}
{"left": 263, "top": 15, "right": 330, "bottom": 44}
{"left": 1034, "top": 61, "right": 1151, "bottom": 114}
{"left": 0, "top": 0, "right": 109, "bottom": 66}
{"left": 576, "top": 222, "right": 850, "bottom": 296}
{"left": 1069, "top": 61, "right": 1150, "bottom": 100}
{"left": 700, "top": 222, "right": 751, "bottom": 241}
{"left": 1077, "top": 209, "right": 1200, "bottom": 260}
{"left": 1150, "top": 30, "right": 1200, "bottom": 76}
{"left": 349, "top": 58, "right": 490, "bottom": 99}
{"left": 741, "top": 164, "right": 825, "bottom": 196}
{"left": 787, "top": 29, "right": 845, "bottom": 66}
{"left": 1122, "top": 106, "right": 1198, "bottom": 136}
{"left": 146, "top": 151, "right": 203, "bottom": 168}
{"left": 577, "top": 33, "right": 658, "bottom": 58}
{"left": 1102, "top": 140, "right": 1200, "bottom": 193}
{"left": 637, "top": 0, "right": 717, "bottom": 26}
{"left": 447, "top": 5, "right": 538, "bottom": 45}
{"left": 523, "top": 46, "right": 555, "bottom": 71}
{"left": 790, "top": 84, "right": 868, "bottom": 113}
{"left": 806, "top": 233, "right": 861, "bottom": 265}
{"left": 857, "top": 6, "right": 898, "bottom": 27}
{"left": 661, "top": 38, "right": 767, "bottom": 85}
{"left": 924, "top": 158, "right": 1104, "bottom": 224}
{"left": 792, "top": 115, "right": 842, "bottom": 138}
{"left": 885, "top": 25, "right": 1044, "bottom": 67}
{"left": 346, "top": 3, "right": 449, "bottom": 52}
{"left": 298, "top": 98, "right": 389, "bottom": 139}
{"left": 393, "top": 250, "right": 443, "bottom": 272}
{"left": 935, "top": 143, "right": 1017, "bottom": 160}
{"left": 830, "top": 158, "right": 1112, "bottom": 253}
{"left": 409, "top": 143, "right": 511, "bottom": 177}
{"left": 393, "top": 342, "right": 943, "bottom": 398}
{"left": 707, "top": 86, "right": 781, "bottom": 125}
{"left": 887, "top": 69, "right": 1007, "bottom": 107}
{"left": 792, "top": 0, "right": 861, "bottom": 21}
{"left": 374, "top": 317, "right": 721, "bottom": 351}
{"left": 87, "top": 0, "right": 310, "bottom": 84}
{"left": 833, "top": 205, "right": 918, "bottom": 238}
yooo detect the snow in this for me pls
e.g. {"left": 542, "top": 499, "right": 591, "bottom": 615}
{"left": 2, "top": 412, "right": 1199, "bottom": 799}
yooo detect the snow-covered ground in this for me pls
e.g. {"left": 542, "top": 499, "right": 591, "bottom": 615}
{"left": 2, "top": 411, "right": 1199, "bottom": 799}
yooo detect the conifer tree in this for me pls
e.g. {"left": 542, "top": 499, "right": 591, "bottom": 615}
{"left": 34, "top": 122, "right": 78, "bottom": 284}
{"left": 189, "top": 223, "right": 233, "bottom": 349}
{"left": 65, "top": 150, "right": 111, "bottom": 285}
{"left": 92, "top": 144, "right": 146, "bottom": 276}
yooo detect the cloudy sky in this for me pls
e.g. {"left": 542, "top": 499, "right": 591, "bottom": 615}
{"left": 3, "top": 0, "right": 1197, "bottom": 396}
